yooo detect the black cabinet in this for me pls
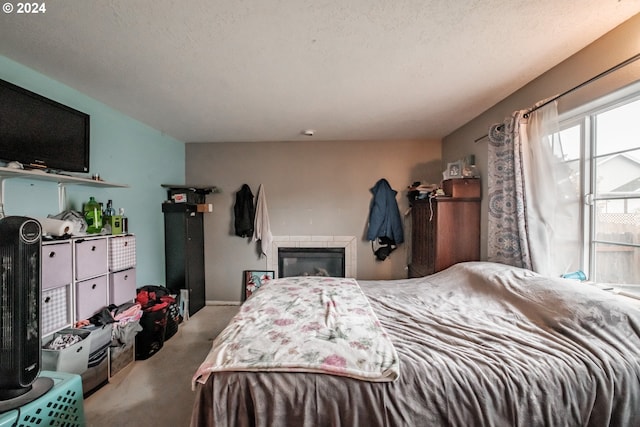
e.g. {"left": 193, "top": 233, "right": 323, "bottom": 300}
{"left": 162, "top": 203, "right": 205, "bottom": 316}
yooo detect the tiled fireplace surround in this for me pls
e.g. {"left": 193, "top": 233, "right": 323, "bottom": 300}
{"left": 268, "top": 235, "right": 357, "bottom": 278}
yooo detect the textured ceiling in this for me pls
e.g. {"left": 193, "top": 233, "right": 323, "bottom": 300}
{"left": 1, "top": 1, "right": 639, "bottom": 143}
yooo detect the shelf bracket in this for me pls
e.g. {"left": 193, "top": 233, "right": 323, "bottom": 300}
{"left": 0, "top": 177, "right": 67, "bottom": 216}
{"left": 0, "top": 177, "right": 5, "bottom": 218}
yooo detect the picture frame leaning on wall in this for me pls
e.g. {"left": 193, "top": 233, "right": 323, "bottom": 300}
{"left": 243, "top": 270, "right": 275, "bottom": 300}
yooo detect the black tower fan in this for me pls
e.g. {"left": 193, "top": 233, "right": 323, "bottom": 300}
{"left": 0, "top": 216, "right": 53, "bottom": 412}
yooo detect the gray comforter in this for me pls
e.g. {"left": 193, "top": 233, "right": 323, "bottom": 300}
{"left": 191, "top": 262, "right": 640, "bottom": 426}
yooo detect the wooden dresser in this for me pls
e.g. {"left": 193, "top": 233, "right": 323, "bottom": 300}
{"left": 408, "top": 178, "right": 481, "bottom": 278}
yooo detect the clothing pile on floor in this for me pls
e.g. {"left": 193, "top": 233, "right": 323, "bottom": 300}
{"left": 44, "top": 333, "right": 82, "bottom": 350}
{"left": 111, "top": 303, "right": 143, "bottom": 347}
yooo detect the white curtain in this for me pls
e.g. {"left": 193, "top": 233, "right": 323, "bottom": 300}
{"left": 488, "top": 101, "right": 581, "bottom": 276}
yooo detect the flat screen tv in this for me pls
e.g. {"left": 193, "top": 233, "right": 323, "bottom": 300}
{"left": 0, "top": 78, "right": 90, "bottom": 173}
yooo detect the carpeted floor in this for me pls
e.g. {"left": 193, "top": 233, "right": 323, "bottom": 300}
{"left": 83, "top": 305, "right": 239, "bottom": 427}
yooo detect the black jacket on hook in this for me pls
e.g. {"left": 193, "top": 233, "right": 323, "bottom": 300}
{"left": 234, "top": 184, "right": 255, "bottom": 237}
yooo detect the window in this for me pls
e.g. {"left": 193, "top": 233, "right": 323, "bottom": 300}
{"left": 557, "top": 87, "right": 640, "bottom": 285}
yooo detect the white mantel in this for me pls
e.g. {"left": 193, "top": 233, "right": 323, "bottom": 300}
{"left": 268, "top": 235, "right": 357, "bottom": 278}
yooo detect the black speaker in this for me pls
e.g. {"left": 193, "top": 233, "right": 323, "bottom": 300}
{"left": 0, "top": 216, "right": 43, "bottom": 400}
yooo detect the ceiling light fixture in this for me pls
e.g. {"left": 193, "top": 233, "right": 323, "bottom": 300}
{"left": 302, "top": 129, "right": 315, "bottom": 136}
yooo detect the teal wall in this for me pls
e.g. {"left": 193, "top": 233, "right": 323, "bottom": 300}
{"left": 0, "top": 55, "right": 185, "bottom": 286}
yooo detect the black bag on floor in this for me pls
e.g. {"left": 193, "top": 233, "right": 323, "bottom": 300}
{"left": 164, "top": 301, "right": 181, "bottom": 342}
{"left": 136, "top": 284, "right": 182, "bottom": 342}
{"left": 135, "top": 304, "right": 168, "bottom": 360}
{"left": 135, "top": 285, "right": 183, "bottom": 357}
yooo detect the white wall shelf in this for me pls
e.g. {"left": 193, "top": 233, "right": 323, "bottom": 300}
{"left": 0, "top": 166, "right": 128, "bottom": 212}
{"left": 0, "top": 166, "right": 128, "bottom": 187}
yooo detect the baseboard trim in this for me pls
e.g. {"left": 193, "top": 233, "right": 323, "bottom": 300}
{"left": 206, "top": 300, "right": 242, "bottom": 306}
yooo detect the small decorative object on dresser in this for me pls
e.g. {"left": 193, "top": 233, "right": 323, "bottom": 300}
{"left": 446, "top": 161, "right": 462, "bottom": 179}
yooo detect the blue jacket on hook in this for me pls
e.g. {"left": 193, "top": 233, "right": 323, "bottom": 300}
{"left": 366, "top": 178, "right": 404, "bottom": 244}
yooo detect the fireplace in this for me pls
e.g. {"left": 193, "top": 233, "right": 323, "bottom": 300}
{"left": 278, "top": 247, "right": 345, "bottom": 278}
{"left": 267, "top": 236, "right": 357, "bottom": 278}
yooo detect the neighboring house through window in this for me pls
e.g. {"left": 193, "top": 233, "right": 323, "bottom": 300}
{"left": 557, "top": 83, "right": 640, "bottom": 286}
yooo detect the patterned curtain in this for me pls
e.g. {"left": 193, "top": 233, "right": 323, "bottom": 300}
{"left": 487, "top": 102, "right": 581, "bottom": 276}
{"left": 487, "top": 110, "right": 532, "bottom": 270}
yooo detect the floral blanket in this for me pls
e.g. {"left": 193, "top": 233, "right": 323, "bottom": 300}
{"left": 192, "top": 276, "right": 399, "bottom": 387}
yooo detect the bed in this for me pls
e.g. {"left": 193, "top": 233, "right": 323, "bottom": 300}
{"left": 191, "top": 261, "right": 640, "bottom": 426}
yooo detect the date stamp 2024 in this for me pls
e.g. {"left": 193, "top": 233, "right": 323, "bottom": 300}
{"left": 3, "top": 2, "right": 47, "bottom": 14}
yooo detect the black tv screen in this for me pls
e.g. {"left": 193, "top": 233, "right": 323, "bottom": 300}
{"left": 0, "top": 78, "right": 90, "bottom": 173}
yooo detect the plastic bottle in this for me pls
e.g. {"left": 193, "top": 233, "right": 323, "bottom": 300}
{"left": 119, "top": 207, "right": 128, "bottom": 233}
{"left": 105, "top": 200, "right": 115, "bottom": 217}
{"left": 84, "top": 196, "right": 103, "bottom": 234}
{"left": 561, "top": 270, "right": 587, "bottom": 281}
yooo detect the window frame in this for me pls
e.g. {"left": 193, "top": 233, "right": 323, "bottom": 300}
{"left": 558, "top": 81, "right": 640, "bottom": 285}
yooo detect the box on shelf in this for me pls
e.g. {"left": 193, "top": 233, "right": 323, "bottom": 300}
{"left": 110, "top": 268, "right": 137, "bottom": 306}
{"left": 42, "top": 328, "right": 92, "bottom": 375}
{"left": 41, "top": 285, "right": 71, "bottom": 336}
{"left": 105, "top": 215, "right": 123, "bottom": 235}
{"left": 167, "top": 188, "right": 206, "bottom": 204}
{"left": 196, "top": 203, "right": 213, "bottom": 213}
{"left": 442, "top": 178, "right": 481, "bottom": 198}
{"left": 108, "top": 234, "right": 136, "bottom": 271}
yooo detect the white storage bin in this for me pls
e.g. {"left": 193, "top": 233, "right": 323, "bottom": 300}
{"left": 110, "top": 342, "right": 135, "bottom": 378}
{"left": 41, "top": 241, "right": 72, "bottom": 290}
{"left": 75, "top": 237, "right": 108, "bottom": 280}
{"left": 75, "top": 275, "right": 108, "bottom": 321}
{"left": 109, "top": 268, "right": 136, "bottom": 306}
{"left": 108, "top": 235, "right": 136, "bottom": 271}
{"left": 81, "top": 349, "right": 109, "bottom": 396}
{"left": 42, "top": 328, "right": 92, "bottom": 375}
{"left": 41, "top": 285, "right": 71, "bottom": 336}
{"left": 83, "top": 324, "right": 113, "bottom": 355}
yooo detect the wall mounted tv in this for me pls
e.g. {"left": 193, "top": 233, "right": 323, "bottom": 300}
{"left": 0, "top": 78, "right": 90, "bottom": 173}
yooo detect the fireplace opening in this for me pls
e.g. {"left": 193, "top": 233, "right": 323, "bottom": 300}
{"left": 278, "top": 247, "right": 346, "bottom": 278}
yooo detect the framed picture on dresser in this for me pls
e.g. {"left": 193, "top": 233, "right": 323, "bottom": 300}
{"left": 243, "top": 270, "right": 274, "bottom": 300}
{"left": 447, "top": 161, "right": 462, "bottom": 179}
